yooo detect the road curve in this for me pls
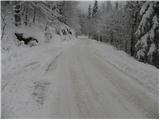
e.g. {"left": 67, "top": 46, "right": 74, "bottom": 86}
{"left": 45, "top": 40, "right": 158, "bottom": 119}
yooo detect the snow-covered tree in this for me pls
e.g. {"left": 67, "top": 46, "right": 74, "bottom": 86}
{"left": 32, "top": 1, "right": 61, "bottom": 22}
{"left": 135, "top": 1, "right": 159, "bottom": 67}
{"left": 57, "top": 1, "right": 81, "bottom": 35}
{"left": 1, "top": 1, "right": 78, "bottom": 51}
{"left": 125, "top": 1, "right": 142, "bottom": 56}
{"left": 92, "top": 0, "right": 98, "bottom": 17}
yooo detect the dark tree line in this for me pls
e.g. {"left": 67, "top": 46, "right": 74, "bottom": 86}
{"left": 1, "top": 1, "right": 159, "bottom": 68}
{"left": 79, "top": 1, "right": 159, "bottom": 68}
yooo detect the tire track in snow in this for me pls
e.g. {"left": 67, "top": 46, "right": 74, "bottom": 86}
{"left": 66, "top": 45, "right": 132, "bottom": 118}
{"left": 68, "top": 53, "right": 97, "bottom": 117}
{"left": 45, "top": 51, "right": 63, "bottom": 72}
{"left": 84, "top": 45, "right": 159, "bottom": 118}
{"left": 92, "top": 47, "right": 158, "bottom": 95}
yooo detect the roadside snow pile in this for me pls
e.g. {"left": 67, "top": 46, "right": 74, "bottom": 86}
{"left": 2, "top": 24, "right": 45, "bottom": 52}
{"left": 2, "top": 22, "right": 76, "bottom": 52}
{"left": 91, "top": 40, "right": 158, "bottom": 95}
{"left": 14, "top": 24, "right": 45, "bottom": 43}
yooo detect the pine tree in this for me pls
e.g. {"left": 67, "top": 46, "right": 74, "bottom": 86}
{"left": 56, "top": 1, "right": 66, "bottom": 23}
{"left": 56, "top": 1, "right": 81, "bottom": 35}
{"left": 92, "top": 0, "right": 98, "bottom": 17}
{"left": 135, "top": 1, "right": 159, "bottom": 67}
{"left": 115, "top": 2, "right": 119, "bottom": 10}
{"left": 88, "top": 5, "right": 92, "bottom": 19}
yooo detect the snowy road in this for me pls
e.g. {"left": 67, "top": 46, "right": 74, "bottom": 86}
{"left": 2, "top": 39, "right": 158, "bottom": 118}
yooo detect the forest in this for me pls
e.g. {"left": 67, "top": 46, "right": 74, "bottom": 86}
{"left": 1, "top": 1, "right": 159, "bottom": 118}
{"left": 79, "top": 1, "right": 159, "bottom": 68}
{"left": 1, "top": 1, "right": 159, "bottom": 67}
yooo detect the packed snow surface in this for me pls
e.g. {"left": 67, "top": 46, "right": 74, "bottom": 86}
{"left": 2, "top": 38, "right": 158, "bottom": 118}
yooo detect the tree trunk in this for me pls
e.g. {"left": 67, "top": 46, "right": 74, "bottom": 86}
{"left": 130, "top": 11, "right": 139, "bottom": 56}
{"left": 110, "top": 31, "right": 113, "bottom": 45}
{"left": 14, "top": 1, "right": 21, "bottom": 26}
{"left": 1, "top": 15, "right": 7, "bottom": 40}
{"left": 33, "top": 8, "right": 36, "bottom": 23}
{"left": 24, "top": 7, "right": 28, "bottom": 26}
{"left": 130, "top": 29, "right": 134, "bottom": 56}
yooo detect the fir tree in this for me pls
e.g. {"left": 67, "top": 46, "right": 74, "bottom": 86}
{"left": 88, "top": 5, "right": 92, "bottom": 19}
{"left": 92, "top": 0, "right": 98, "bottom": 17}
{"left": 135, "top": 1, "right": 159, "bottom": 67}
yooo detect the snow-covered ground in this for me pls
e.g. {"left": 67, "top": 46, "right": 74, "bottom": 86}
{"left": 2, "top": 38, "right": 158, "bottom": 118}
